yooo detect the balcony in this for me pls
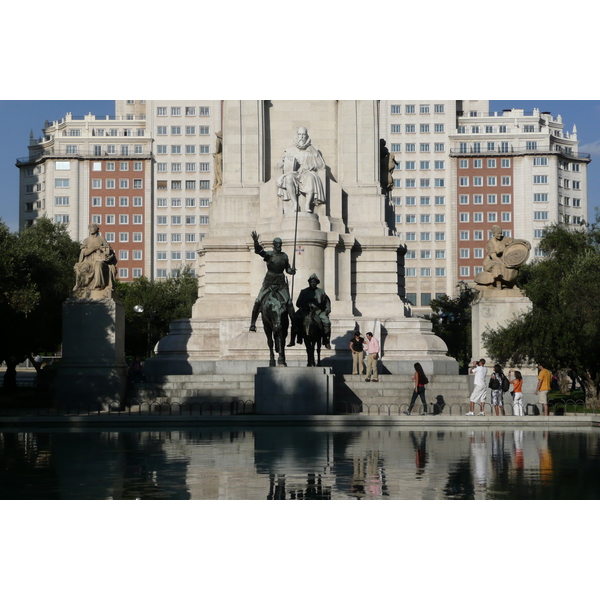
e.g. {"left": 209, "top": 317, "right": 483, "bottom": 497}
{"left": 449, "top": 146, "right": 590, "bottom": 160}
{"left": 16, "top": 150, "right": 154, "bottom": 165}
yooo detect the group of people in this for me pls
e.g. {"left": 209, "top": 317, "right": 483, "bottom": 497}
{"left": 349, "top": 331, "right": 380, "bottom": 382}
{"left": 468, "top": 359, "right": 552, "bottom": 416}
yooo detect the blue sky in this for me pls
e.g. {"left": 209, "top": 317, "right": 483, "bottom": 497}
{"left": 1, "top": 99, "right": 598, "bottom": 231}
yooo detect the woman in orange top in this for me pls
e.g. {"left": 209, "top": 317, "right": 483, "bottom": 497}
{"left": 508, "top": 369, "right": 524, "bottom": 416}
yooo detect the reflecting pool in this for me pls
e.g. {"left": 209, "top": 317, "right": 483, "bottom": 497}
{"left": 1, "top": 425, "right": 599, "bottom": 499}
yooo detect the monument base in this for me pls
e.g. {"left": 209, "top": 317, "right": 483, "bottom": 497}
{"left": 255, "top": 366, "right": 333, "bottom": 415}
{"left": 52, "top": 296, "right": 128, "bottom": 409}
{"left": 471, "top": 287, "right": 532, "bottom": 364}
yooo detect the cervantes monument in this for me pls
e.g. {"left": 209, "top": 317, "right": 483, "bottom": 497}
{"left": 146, "top": 101, "right": 456, "bottom": 376}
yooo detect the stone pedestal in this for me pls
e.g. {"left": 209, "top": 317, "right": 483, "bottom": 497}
{"left": 471, "top": 287, "right": 532, "bottom": 364}
{"left": 255, "top": 366, "right": 333, "bottom": 415}
{"left": 52, "top": 297, "right": 128, "bottom": 409}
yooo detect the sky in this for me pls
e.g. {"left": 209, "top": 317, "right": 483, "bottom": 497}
{"left": 1, "top": 99, "right": 598, "bottom": 232}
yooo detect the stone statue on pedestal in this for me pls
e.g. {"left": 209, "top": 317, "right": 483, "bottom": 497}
{"left": 213, "top": 130, "right": 222, "bottom": 191}
{"left": 474, "top": 225, "right": 531, "bottom": 289}
{"left": 380, "top": 139, "right": 397, "bottom": 192}
{"left": 276, "top": 126, "right": 326, "bottom": 213}
{"left": 72, "top": 223, "right": 117, "bottom": 298}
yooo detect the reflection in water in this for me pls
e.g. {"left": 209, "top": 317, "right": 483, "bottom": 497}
{"left": 0, "top": 426, "right": 599, "bottom": 500}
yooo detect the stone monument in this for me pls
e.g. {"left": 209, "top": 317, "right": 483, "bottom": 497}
{"left": 146, "top": 101, "right": 456, "bottom": 379}
{"left": 52, "top": 224, "right": 128, "bottom": 409}
{"left": 471, "top": 225, "right": 532, "bottom": 363}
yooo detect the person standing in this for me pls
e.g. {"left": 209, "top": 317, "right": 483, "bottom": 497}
{"left": 536, "top": 363, "right": 552, "bottom": 416}
{"left": 364, "top": 332, "right": 379, "bottom": 382}
{"left": 404, "top": 362, "right": 429, "bottom": 415}
{"left": 489, "top": 364, "right": 506, "bottom": 416}
{"left": 349, "top": 331, "right": 365, "bottom": 375}
{"left": 508, "top": 369, "right": 524, "bottom": 416}
{"left": 466, "top": 359, "right": 487, "bottom": 416}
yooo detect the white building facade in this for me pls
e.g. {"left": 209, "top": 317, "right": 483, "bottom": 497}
{"left": 18, "top": 100, "right": 589, "bottom": 301}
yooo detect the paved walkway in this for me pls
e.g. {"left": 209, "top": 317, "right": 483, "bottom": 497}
{"left": 0, "top": 414, "right": 597, "bottom": 427}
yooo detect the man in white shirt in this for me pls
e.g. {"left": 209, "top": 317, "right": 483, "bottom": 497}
{"left": 364, "top": 332, "right": 380, "bottom": 382}
{"left": 466, "top": 359, "right": 487, "bottom": 416}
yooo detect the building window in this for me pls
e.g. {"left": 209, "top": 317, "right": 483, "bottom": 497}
{"left": 434, "top": 214, "right": 445, "bottom": 223}
{"left": 502, "top": 194, "right": 512, "bottom": 204}
{"left": 460, "top": 266, "right": 470, "bottom": 277}
{"left": 460, "top": 248, "right": 470, "bottom": 259}
{"left": 501, "top": 212, "right": 512, "bottom": 222}
{"left": 435, "top": 250, "right": 446, "bottom": 259}
{"left": 391, "top": 124, "right": 401, "bottom": 133}
{"left": 435, "top": 232, "right": 445, "bottom": 241}
{"left": 460, "top": 231, "right": 469, "bottom": 241}
{"left": 391, "top": 105, "right": 401, "bottom": 114}
{"left": 487, "top": 194, "right": 497, "bottom": 204}
{"left": 534, "top": 175, "right": 548, "bottom": 184}
{"left": 459, "top": 213, "right": 469, "bottom": 223}
{"left": 534, "top": 211, "right": 549, "bottom": 220}
{"left": 156, "top": 269, "right": 167, "bottom": 278}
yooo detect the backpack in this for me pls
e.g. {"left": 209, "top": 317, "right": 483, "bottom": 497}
{"left": 501, "top": 373, "right": 510, "bottom": 393}
{"left": 489, "top": 375, "right": 500, "bottom": 390}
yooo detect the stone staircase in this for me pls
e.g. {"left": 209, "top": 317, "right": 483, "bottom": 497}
{"left": 127, "top": 372, "right": 473, "bottom": 414}
{"left": 333, "top": 374, "right": 471, "bottom": 413}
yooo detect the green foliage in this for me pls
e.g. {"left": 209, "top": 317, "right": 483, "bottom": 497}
{"left": 429, "top": 282, "right": 479, "bottom": 372}
{"left": 0, "top": 218, "right": 80, "bottom": 387}
{"left": 116, "top": 267, "right": 198, "bottom": 358}
{"left": 482, "top": 222, "right": 600, "bottom": 403}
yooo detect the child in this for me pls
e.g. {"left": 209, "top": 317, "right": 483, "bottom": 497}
{"left": 508, "top": 369, "right": 524, "bottom": 416}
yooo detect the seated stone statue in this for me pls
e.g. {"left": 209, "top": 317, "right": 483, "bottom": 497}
{"left": 276, "top": 126, "right": 326, "bottom": 214}
{"left": 73, "top": 223, "right": 117, "bottom": 297}
{"left": 474, "top": 225, "right": 531, "bottom": 289}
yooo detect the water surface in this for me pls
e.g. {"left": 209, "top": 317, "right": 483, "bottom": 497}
{"left": 1, "top": 426, "right": 598, "bottom": 499}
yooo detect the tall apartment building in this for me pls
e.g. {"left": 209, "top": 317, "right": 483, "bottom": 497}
{"left": 17, "top": 112, "right": 153, "bottom": 281}
{"left": 18, "top": 100, "right": 589, "bottom": 306}
{"left": 116, "top": 100, "right": 222, "bottom": 279}
{"left": 381, "top": 100, "right": 589, "bottom": 314}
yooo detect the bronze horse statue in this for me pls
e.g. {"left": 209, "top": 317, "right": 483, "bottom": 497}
{"left": 302, "top": 305, "right": 324, "bottom": 367}
{"left": 259, "top": 287, "right": 289, "bottom": 367}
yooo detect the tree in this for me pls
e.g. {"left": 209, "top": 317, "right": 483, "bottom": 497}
{"left": 429, "top": 282, "right": 479, "bottom": 372}
{"left": 0, "top": 218, "right": 80, "bottom": 389}
{"left": 482, "top": 221, "right": 600, "bottom": 405}
{"left": 115, "top": 267, "right": 198, "bottom": 359}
